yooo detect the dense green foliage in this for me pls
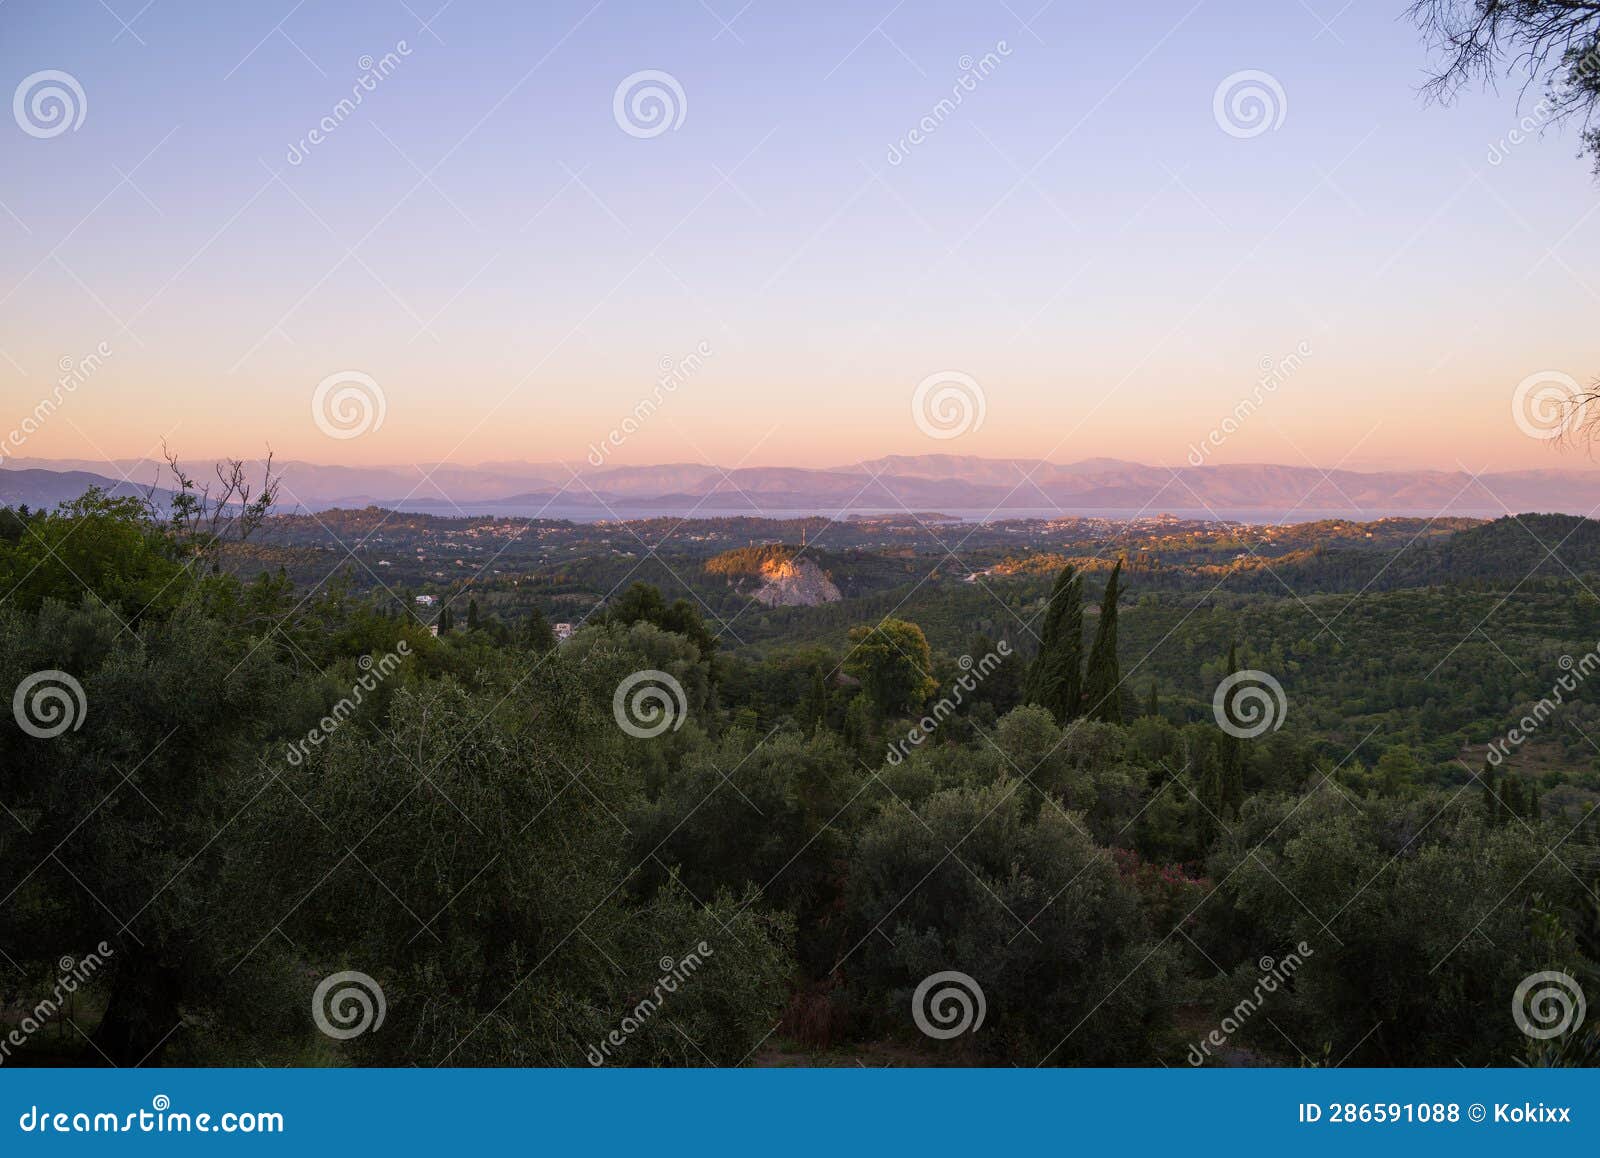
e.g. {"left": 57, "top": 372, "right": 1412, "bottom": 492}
{"left": 1023, "top": 565, "right": 1084, "bottom": 724}
{"left": 3, "top": 493, "right": 1598, "bottom": 1067}
{"left": 1084, "top": 558, "right": 1124, "bottom": 725}
{"left": 704, "top": 544, "right": 799, "bottom": 576}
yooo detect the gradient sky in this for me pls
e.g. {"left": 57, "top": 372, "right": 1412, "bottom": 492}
{"left": 2, "top": 0, "right": 1598, "bottom": 473}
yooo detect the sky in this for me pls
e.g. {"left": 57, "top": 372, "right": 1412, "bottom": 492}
{"left": 2, "top": 0, "right": 1598, "bottom": 474}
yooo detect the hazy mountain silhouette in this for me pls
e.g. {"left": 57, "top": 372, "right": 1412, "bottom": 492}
{"left": 7, "top": 455, "right": 1599, "bottom": 520}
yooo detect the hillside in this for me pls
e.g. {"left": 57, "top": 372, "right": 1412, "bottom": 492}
{"left": 707, "top": 545, "right": 842, "bottom": 607}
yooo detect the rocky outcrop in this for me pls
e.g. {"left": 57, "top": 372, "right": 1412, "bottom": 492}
{"left": 748, "top": 556, "right": 841, "bottom": 607}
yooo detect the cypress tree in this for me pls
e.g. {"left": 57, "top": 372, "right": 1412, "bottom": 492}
{"left": 1146, "top": 679, "right": 1160, "bottom": 719}
{"left": 467, "top": 597, "right": 481, "bottom": 632}
{"left": 1023, "top": 571, "right": 1060, "bottom": 708}
{"left": 523, "top": 607, "right": 557, "bottom": 652}
{"left": 438, "top": 605, "right": 453, "bottom": 635}
{"left": 1480, "top": 762, "right": 1498, "bottom": 823}
{"left": 1025, "top": 564, "right": 1084, "bottom": 725}
{"left": 1083, "top": 559, "right": 1124, "bottom": 725}
{"left": 803, "top": 665, "right": 829, "bottom": 733}
{"left": 1503, "top": 775, "right": 1525, "bottom": 821}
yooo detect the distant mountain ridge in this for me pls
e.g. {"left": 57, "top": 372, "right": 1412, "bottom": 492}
{"left": 7, "top": 455, "right": 1600, "bottom": 520}
{"left": 0, "top": 468, "right": 176, "bottom": 511}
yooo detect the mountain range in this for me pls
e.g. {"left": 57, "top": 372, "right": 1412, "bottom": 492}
{"left": 6, "top": 454, "right": 1600, "bottom": 521}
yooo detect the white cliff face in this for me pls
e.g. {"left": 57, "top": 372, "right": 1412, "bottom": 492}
{"left": 747, "top": 556, "right": 842, "bottom": 607}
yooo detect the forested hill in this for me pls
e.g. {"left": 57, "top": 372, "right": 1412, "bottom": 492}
{"left": 1409, "top": 514, "right": 1600, "bottom": 582}
{"left": 704, "top": 544, "right": 801, "bottom": 576}
{"left": 883, "top": 515, "right": 1600, "bottom": 598}
{"left": 1254, "top": 514, "right": 1600, "bottom": 595}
